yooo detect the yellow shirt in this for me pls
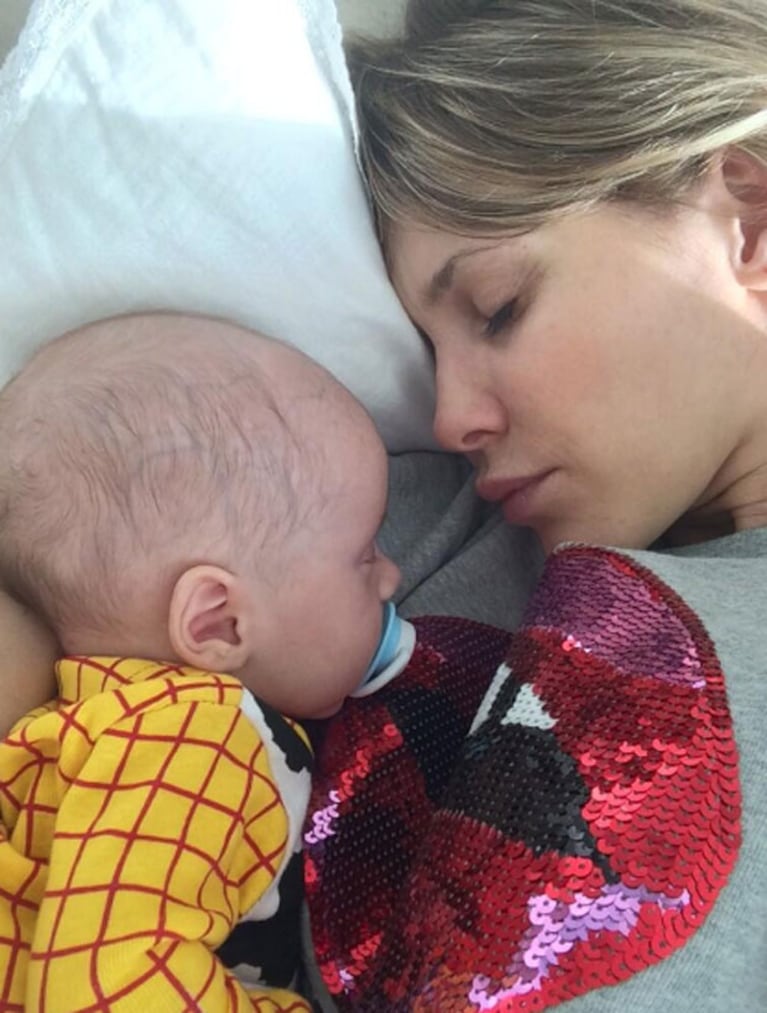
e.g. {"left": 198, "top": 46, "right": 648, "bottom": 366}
{"left": 0, "top": 657, "right": 312, "bottom": 1012}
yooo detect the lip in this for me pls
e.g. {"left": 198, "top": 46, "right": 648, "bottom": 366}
{"left": 476, "top": 469, "right": 555, "bottom": 525}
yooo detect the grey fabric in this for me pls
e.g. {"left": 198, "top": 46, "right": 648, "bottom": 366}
{"left": 582, "top": 529, "right": 767, "bottom": 1013}
{"left": 380, "top": 452, "right": 544, "bottom": 630}
{"left": 304, "top": 455, "right": 767, "bottom": 1012}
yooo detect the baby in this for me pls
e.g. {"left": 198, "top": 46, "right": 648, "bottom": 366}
{"left": 0, "top": 312, "right": 407, "bottom": 1011}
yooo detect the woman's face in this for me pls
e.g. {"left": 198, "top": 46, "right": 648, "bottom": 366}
{"left": 389, "top": 192, "right": 766, "bottom": 552}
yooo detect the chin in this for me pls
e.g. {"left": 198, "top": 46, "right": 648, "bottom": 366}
{"left": 533, "top": 520, "right": 578, "bottom": 556}
{"left": 310, "top": 701, "right": 344, "bottom": 720}
{"left": 535, "top": 519, "right": 653, "bottom": 555}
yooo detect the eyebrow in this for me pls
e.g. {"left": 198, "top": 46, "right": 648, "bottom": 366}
{"left": 425, "top": 244, "right": 503, "bottom": 304}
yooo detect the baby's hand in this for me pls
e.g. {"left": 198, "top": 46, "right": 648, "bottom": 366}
{"left": 0, "top": 589, "right": 58, "bottom": 738}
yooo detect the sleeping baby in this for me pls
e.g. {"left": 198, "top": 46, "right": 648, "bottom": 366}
{"left": 0, "top": 311, "right": 510, "bottom": 1011}
{"left": 0, "top": 312, "right": 408, "bottom": 1011}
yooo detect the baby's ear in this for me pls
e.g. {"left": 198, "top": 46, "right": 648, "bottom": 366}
{"left": 168, "top": 565, "right": 252, "bottom": 674}
{"left": 722, "top": 148, "right": 767, "bottom": 291}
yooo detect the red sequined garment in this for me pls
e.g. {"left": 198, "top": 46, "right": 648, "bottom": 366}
{"left": 304, "top": 547, "right": 741, "bottom": 1011}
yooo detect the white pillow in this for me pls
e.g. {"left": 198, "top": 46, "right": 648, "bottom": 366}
{"left": 336, "top": 0, "right": 408, "bottom": 38}
{"left": 0, "top": 0, "right": 434, "bottom": 452}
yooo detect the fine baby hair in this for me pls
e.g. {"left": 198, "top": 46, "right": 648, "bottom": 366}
{"left": 0, "top": 313, "right": 312, "bottom": 655}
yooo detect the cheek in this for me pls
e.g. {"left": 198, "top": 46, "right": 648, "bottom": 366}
{"left": 497, "top": 318, "right": 596, "bottom": 419}
{"left": 529, "top": 287, "right": 654, "bottom": 396}
{"left": 335, "top": 577, "right": 380, "bottom": 633}
{"left": 507, "top": 318, "right": 643, "bottom": 457}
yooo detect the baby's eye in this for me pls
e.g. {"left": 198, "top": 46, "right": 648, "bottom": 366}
{"left": 362, "top": 543, "right": 379, "bottom": 564}
{"left": 483, "top": 299, "right": 518, "bottom": 338}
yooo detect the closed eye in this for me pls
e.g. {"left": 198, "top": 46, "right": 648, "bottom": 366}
{"left": 484, "top": 300, "right": 518, "bottom": 338}
{"left": 415, "top": 324, "right": 435, "bottom": 359}
{"left": 362, "top": 543, "right": 380, "bottom": 564}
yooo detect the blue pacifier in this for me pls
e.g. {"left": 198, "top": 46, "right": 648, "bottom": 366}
{"left": 358, "top": 601, "right": 402, "bottom": 690}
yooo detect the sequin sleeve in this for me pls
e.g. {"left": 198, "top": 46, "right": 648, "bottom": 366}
{"left": 23, "top": 700, "right": 311, "bottom": 1013}
{"left": 304, "top": 548, "right": 742, "bottom": 1011}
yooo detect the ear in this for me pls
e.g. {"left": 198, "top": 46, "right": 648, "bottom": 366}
{"left": 168, "top": 564, "right": 253, "bottom": 674}
{"left": 721, "top": 148, "right": 767, "bottom": 290}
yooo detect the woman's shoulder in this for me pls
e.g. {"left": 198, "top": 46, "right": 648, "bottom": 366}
{"left": 535, "top": 532, "right": 767, "bottom": 1013}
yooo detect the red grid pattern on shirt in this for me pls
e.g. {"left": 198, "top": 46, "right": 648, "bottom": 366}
{"left": 0, "top": 658, "right": 309, "bottom": 1012}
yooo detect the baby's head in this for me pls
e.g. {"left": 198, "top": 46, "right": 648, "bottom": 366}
{"left": 0, "top": 313, "right": 400, "bottom": 718}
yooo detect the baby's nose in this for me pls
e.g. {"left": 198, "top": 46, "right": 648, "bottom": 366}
{"left": 379, "top": 553, "right": 401, "bottom": 599}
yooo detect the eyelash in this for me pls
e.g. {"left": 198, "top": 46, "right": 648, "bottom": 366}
{"left": 363, "top": 543, "right": 379, "bottom": 564}
{"left": 415, "top": 325, "right": 435, "bottom": 358}
{"left": 483, "top": 300, "right": 518, "bottom": 338}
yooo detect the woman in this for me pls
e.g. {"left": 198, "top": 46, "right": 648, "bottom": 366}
{"left": 354, "top": 0, "right": 767, "bottom": 554}
{"left": 302, "top": 2, "right": 767, "bottom": 1011}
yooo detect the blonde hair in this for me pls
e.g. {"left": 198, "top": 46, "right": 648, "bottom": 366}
{"left": 350, "top": 0, "right": 767, "bottom": 235}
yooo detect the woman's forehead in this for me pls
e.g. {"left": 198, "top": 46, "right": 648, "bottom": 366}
{"left": 388, "top": 223, "right": 518, "bottom": 301}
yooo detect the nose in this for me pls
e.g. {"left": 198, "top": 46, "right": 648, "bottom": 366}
{"left": 377, "top": 552, "right": 401, "bottom": 600}
{"left": 432, "top": 356, "right": 507, "bottom": 453}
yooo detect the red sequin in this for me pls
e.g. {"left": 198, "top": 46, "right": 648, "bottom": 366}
{"left": 304, "top": 549, "right": 741, "bottom": 1011}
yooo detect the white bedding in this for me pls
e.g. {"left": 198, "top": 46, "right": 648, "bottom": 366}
{"left": 0, "top": 0, "right": 407, "bottom": 60}
{"left": 0, "top": 0, "right": 437, "bottom": 451}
